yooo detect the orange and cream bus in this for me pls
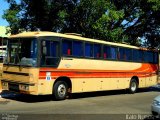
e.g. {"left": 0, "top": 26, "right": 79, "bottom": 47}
{"left": 1, "top": 31, "right": 159, "bottom": 100}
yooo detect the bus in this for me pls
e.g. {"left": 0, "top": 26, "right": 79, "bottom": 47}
{"left": 1, "top": 31, "right": 159, "bottom": 100}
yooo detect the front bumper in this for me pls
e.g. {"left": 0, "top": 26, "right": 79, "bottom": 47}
{"left": 1, "top": 79, "right": 36, "bottom": 95}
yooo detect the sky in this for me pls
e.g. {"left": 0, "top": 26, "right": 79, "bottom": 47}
{"left": 0, "top": 0, "right": 9, "bottom": 26}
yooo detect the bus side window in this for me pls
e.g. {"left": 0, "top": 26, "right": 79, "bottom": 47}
{"left": 144, "top": 51, "right": 153, "bottom": 63}
{"left": 103, "top": 46, "right": 111, "bottom": 59}
{"left": 110, "top": 46, "right": 117, "bottom": 60}
{"left": 125, "top": 49, "right": 132, "bottom": 61}
{"left": 85, "top": 43, "right": 93, "bottom": 57}
{"left": 119, "top": 48, "right": 125, "bottom": 60}
{"left": 73, "top": 41, "right": 83, "bottom": 57}
{"left": 94, "top": 44, "right": 101, "bottom": 58}
{"left": 133, "top": 50, "right": 138, "bottom": 62}
{"left": 62, "top": 40, "right": 72, "bottom": 56}
{"left": 103, "top": 46, "right": 117, "bottom": 60}
{"left": 133, "top": 50, "right": 143, "bottom": 62}
{"left": 103, "top": 46, "right": 109, "bottom": 59}
{"left": 153, "top": 52, "right": 158, "bottom": 64}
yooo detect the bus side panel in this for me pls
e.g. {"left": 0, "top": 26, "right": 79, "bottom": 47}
{"left": 38, "top": 58, "right": 158, "bottom": 94}
{"left": 71, "top": 78, "right": 101, "bottom": 92}
{"left": 37, "top": 79, "right": 54, "bottom": 95}
{"left": 58, "top": 58, "right": 142, "bottom": 71}
{"left": 138, "top": 77, "right": 146, "bottom": 88}
{"left": 71, "top": 78, "right": 130, "bottom": 93}
{"left": 145, "top": 75, "right": 157, "bottom": 87}
{"left": 71, "top": 76, "right": 157, "bottom": 93}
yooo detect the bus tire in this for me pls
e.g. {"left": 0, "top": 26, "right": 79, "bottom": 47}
{"left": 129, "top": 79, "right": 138, "bottom": 94}
{"left": 53, "top": 81, "right": 68, "bottom": 100}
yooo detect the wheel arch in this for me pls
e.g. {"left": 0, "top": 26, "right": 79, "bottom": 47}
{"left": 53, "top": 76, "right": 72, "bottom": 92}
{"left": 131, "top": 76, "right": 139, "bottom": 86}
{"left": 128, "top": 76, "right": 139, "bottom": 94}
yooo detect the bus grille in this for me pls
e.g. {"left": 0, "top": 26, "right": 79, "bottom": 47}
{"left": 8, "top": 83, "right": 19, "bottom": 92}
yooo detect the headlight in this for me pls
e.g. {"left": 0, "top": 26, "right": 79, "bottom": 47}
{"left": 19, "top": 84, "right": 29, "bottom": 91}
{"left": 152, "top": 100, "right": 160, "bottom": 106}
{"left": 2, "top": 82, "right": 7, "bottom": 86}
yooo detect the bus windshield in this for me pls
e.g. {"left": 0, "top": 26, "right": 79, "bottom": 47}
{"left": 4, "top": 38, "right": 38, "bottom": 67}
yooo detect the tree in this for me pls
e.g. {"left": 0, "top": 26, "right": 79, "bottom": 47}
{"left": 112, "top": 0, "right": 160, "bottom": 47}
{"left": 3, "top": 0, "right": 160, "bottom": 48}
{"left": 3, "top": 0, "right": 21, "bottom": 34}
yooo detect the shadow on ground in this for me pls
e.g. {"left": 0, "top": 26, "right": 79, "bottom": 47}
{"left": 0, "top": 90, "right": 52, "bottom": 103}
{"left": 0, "top": 87, "right": 157, "bottom": 103}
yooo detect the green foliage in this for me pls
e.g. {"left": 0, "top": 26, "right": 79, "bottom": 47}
{"left": 148, "top": 0, "right": 160, "bottom": 11}
{"left": 3, "top": 0, "right": 21, "bottom": 34}
{"left": 112, "top": 0, "right": 160, "bottom": 47}
{"left": 92, "top": 9, "right": 124, "bottom": 42}
{"left": 3, "top": 0, "right": 160, "bottom": 48}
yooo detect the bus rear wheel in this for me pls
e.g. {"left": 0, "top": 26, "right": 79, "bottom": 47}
{"left": 129, "top": 79, "right": 138, "bottom": 94}
{"left": 53, "top": 81, "right": 68, "bottom": 100}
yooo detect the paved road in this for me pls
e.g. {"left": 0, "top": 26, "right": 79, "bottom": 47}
{"left": 0, "top": 89, "right": 159, "bottom": 120}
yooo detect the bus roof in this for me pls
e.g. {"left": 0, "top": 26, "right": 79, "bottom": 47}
{"left": 9, "top": 31, "right": 141, "bottom": 49}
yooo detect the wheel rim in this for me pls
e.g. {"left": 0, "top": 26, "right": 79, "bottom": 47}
{"left": 57, "top": 84, "right": 66, "bottom": 97}
{"left": 131, "top": 82, "right": 137, "bottom": 92}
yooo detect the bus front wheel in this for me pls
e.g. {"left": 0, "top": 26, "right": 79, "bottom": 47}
{"left": 53, "top": 81, "right": 68, "bottom": 100}
{"left": 129, "top": 79, "right": 138, "bottom": 94}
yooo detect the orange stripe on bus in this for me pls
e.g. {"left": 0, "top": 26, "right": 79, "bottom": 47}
{"left": 38, "top": 63, "right": 158, "bottom": 79}
{"left": 39, "top": 74, "right": 156, "bottom": 79}
{"left": 39, "top": 64, "right": 158, "bottom": 72}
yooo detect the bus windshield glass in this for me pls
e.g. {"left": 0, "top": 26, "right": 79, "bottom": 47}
{"left": 4, "top": 38, "right": 38, "bottom": 66}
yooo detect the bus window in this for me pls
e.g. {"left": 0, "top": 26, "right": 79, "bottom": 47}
{"left": 73, "top": 41, "right": 83, "bottom": 57}
{"left": 103, "top": 46, "right": 110, "bottom": 59}
{"left": 41, "top": 40, "right": 60, "bottom": 66}
{"left": 153, "top": 52, "right": 158, "bottom": 64}
{"left": 133, "top": 50, "right": 143, "bottom": 62}
{"left": 5, "top": 38, "right": 37, "bottom": 66}
{"left": 103, "top": 46, "right": 117, "bottom": 60}
{"left": 144, "top": 51, "right": 153, "bottom": 63}
{"left": 119, "top": 48, "right": 126, "bottom": 60}
{"left": 85, "top": 43, "right": 93, "bottom": 57}
{"left": 110, "top": 46, "right": 117, "bottom": 59}
{"left": 125, "top": 49, "right": 132, "bottom": 61}
{"left": 62, "top": 40, "right": 72, "bottom": 56}
{"left": 118, "top": 47, "right": 133, "bottom": 61}
{"left": 94, "top": 44, "right": 101, "bottom": 58}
